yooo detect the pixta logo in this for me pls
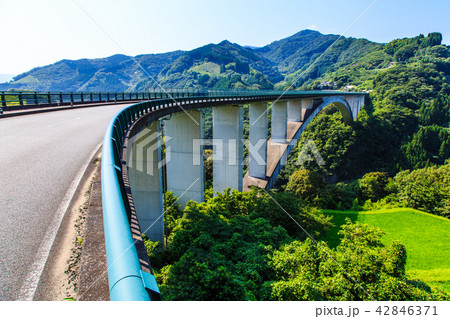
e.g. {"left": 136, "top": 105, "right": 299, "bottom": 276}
{"left": 296, "top": 138, "right": 325, "bottom": 166}
{"left": 127, "top": 126, "right": 172, "bottom": 176}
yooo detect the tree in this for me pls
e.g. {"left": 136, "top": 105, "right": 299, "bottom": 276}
{"left": 149, "top": 189, "right": 331, "bottom": 300}
{"left": 163, "top": 191, "right": 183, "bottom": 238}
{"left": 419, "top": 94, "right": 450, "bottom": 126}
{"left": 394, "top": 44, "right": 417, "bottom": 62}
{"left": 203, "top": 149, "right": 213, "bottom": 182}
{"left": 268, "top": 220, "right": 447, "bottom": 301}
{"left": 426, "top": 32, "right": 443, "bottom": 47}
{"left": 395, "top": 164, "right": 450, "bottom": 217}
{"left": 403, "top": 125, "right": 450, "bottom": 169}
{"left": 359, "top": 172, "right": 391, "bottom": 202}
{"left": 286, "top": 169, "right": 324, "bottom": 202}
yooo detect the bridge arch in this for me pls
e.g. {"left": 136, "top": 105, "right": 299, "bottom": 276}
{"left": 257, "top": 96, "right": 355, "bottom": 189}
{"left": 317, "top": 96, "right": 353, "bottom": 125}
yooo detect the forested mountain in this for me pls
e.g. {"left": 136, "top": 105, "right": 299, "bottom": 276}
{"left": 130, "top": 40, "right": 280, "bottom": 91}
{"left": 274, "top": 31, "right": 450, "bottom": 216}
{"left": 1, "top": 51, "right": 184, "bottom": 92}
{"left": 1, "top": 29, "right": 388, "bottom": 92}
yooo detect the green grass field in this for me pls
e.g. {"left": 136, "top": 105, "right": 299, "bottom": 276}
{"left": 322, "top": 208, "right": 450, "bottom": 292}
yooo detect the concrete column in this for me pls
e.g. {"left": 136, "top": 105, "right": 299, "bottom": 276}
{"left": 345, "top": 95, "right": 365, "bottom": 120}
{"left": 165, "top": 111, "right": 204, "bottom": 207}
{"left": 287, "top": 99, "right": 302, "bottom": 122}
{"left": 271, "top": 101, "right": 288, "bottom": 143}
{"left": 248, "top": 102, "right": 268, "bottom": 179}
{"left": 301, "top": 98, "right": 313, "bottom": 121}
{"left": 213, "top": 105, "right": 243, "bottom": 194}
{"left": 127, "top": 121, "right": 164, "bottom": 243}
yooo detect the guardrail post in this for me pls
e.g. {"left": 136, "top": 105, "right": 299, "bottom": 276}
{"left": 1, "top": 93, "right": 6, "bottom": 108}
{"left": 34, "top": 93, "right": 38, "bottom": 105}
{"left": 19, "top": 93, "right": 24, "bottom": 106}
{"left": 80, "top": 92, "right": 84, "bottom": 103}
{"left": 70, "top": 92, "right": 74, "bottom": 104}
{"left": 47, "top": 92, "right": 51, "bottom": 105}
{"left": 59, "top": 92, "right": 63, "bottom": 104}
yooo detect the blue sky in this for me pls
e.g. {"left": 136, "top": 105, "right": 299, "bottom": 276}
{"left": 1, "top": 0, "right": 449, "bottom": 75}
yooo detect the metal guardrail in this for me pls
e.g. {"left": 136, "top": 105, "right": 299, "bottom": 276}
{"left": 0, "top": 89, "right": 365, "bottom": 109}
{"left": 102, "top": 107, "right": 158, "bottom": 301}
{"left": 101, "top": 89, "right": 367, "bottom": 301}
{"left": 0, "top": 90, "right": 209, "bottom": 110}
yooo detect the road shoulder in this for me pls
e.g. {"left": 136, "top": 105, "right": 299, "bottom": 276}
{"left": 33, "top": 149, "right": 108, "bottom": 300}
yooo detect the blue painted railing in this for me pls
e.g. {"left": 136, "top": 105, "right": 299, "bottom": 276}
{"left": 102, "top": 105, "right": 156, "bottom": 301}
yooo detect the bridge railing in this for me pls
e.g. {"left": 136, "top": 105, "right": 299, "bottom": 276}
{"left": 100, "top": 89, "right": 367, "bottom": 301}
{"left": 0, "top": 89, "right": 366, "bottom": 112}
{"left": 102, "top": 101, "right": 162, "bottom": 301}
{"left": 0, "top": 89, "right": 211, "bottom": 112}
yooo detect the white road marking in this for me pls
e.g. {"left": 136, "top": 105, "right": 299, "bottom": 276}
{"left": 16, "top": 143, "right": 102, "bottom": 301}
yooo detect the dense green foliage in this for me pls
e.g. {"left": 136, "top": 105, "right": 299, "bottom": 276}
{"left": 143, "top": 191, "right": 447, "bottom": 300}
{"left": 403, "top": 125, "right": 450, "bottom": 169}
{"left": 358, "top": 172, "right": 391, "bottom": 202}
{"left": 323, "top": 209, "right": 450, "bottom": 293}
{"left": 394, "top": 164, "right": 450, "bottom": 217}
{"left": 270, "top": 221, "right": 447, "bottom": 301}
{"left": 148, "top": 189, "right": 331, "bottom": 300}
{"left": 279, "top": 163, "right": 450, "bottom": 218}
{"left": 419, "top": 93, "right": 450, "bottom": 126}
{"left": 285, "top": 169, "right": 324, "bottom": 201}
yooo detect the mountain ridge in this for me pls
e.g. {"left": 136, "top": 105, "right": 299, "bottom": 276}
{"left": 1, "top": 30, "right": 446, "bottom": 92}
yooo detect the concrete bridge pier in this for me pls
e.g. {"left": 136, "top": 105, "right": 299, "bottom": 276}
{"left": 127, "top": 121, "right": 164, "bottom": 243}
{"left": 271, "top": 101, "right": 288, "bottom": 143}
{"left": 164, "top": 111, "right": 204, "bottom": 207}
{"left": 301, "top": 98, "right": 314, "bottom": 121}
{"left": 248, "top": 102, "right": 268, "bottom": 179}
{"left": 345, "top": 95, "right": 365, "bottom": 120}
{"left": 271, "top": 101, "right": 288, "bottom": 166}
{"left": 287, "top": 99, "right": 302, "bottom": 122}
{"left": 213, "top": 105, "right": 244, "bottom": 194}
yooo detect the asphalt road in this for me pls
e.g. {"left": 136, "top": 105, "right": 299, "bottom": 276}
{"left": 0, "top": 104, "right": 130, "bottom": 300}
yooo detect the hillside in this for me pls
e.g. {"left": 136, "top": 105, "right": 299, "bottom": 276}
{"left": 0, "top": 30, "right": 385, "bottom": 92}
{"left": 1, "top": 51, "right": 183, "bottom": 92}
{"left": 131, "top": 40, "right": 280, "bottom": 90}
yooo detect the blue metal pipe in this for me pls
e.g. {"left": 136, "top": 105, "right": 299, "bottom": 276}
{"left": 102, "top": 110, "right": 152, "bottom": 301}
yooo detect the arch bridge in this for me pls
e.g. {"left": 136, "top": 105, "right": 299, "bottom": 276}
{"left": 101, "top": 90, "right": 366, "bottom": 300}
